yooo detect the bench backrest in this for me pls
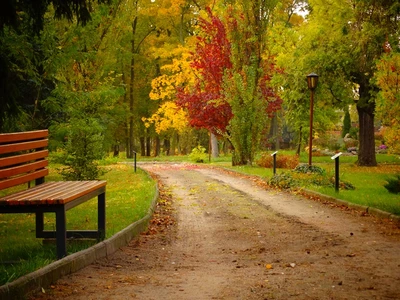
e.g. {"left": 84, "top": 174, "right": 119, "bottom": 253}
{"left": 0, "top": 130, "right": 49, "bottom": 191}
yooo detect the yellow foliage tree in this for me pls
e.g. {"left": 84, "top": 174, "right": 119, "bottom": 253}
{"left": 143, "top": 101, "right": 188, "bottom": 134}
{"left": 145, "top": 41, "right": 197, "bottom": 134}
{"left": 149, "top": 44, "right": 197, "bottom": 101}
{"left": 376, "top": 52, "right": 400, "bottom": 154}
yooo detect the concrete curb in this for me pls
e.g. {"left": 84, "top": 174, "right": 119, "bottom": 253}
{"left": 0, "top": 167, "right": 159, "bottom": 300}
{"left": 303, "top": 189, "right": 400, "bottom": 224}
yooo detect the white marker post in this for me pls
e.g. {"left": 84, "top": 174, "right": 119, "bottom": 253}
{"left": 271, "top": 151, "right": 278, "bottom": 175}
{"left": 331, "top": 152, "right": 343, "bottom": 192}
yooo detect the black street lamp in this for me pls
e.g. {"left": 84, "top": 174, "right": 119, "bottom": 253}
{"left": 307, "top": 72, "right": 319, "bottom": 166}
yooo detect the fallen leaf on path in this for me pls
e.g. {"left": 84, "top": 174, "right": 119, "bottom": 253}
{"left": 265, "top": 264, "right": 273, "bottom": 269}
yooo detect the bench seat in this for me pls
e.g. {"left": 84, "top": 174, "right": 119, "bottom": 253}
{"left": 0, "top": 181, "right": 106, "bottom": 206}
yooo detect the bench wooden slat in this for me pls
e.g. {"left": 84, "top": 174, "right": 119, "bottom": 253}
{"left": 0, "top": 169, "right": 49, "bottom": 190}
{"left": 0, "top": 130, "right": 48, "bottom": 143}
{"left": 1, "top": 181, "right": 68, "bottom": 201}
{"left": 0, "top": 181, "right": 71, "bottom": 201}
{"left": 54, "top": 181, "right": 107, "bottom": 203}
{"left": 0, "top": 150, "right": 48, "bottom": 168}
{"left": 0, "top": 180, "right": 107, "bottom": 205}
{"left": 0, "top": 140, "right": 48, "bottom": 155}
{"left": 0, "top": 160, "right": 48, "bottom": 179}
{"left": 1, "top": 181, "right": 97, "bottom": 202}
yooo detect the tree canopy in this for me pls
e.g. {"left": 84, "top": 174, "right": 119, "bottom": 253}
{"left": 1, "top": 0, "right": 400, "bottom": 166}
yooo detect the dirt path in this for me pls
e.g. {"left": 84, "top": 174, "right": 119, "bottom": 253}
{"left": 32, "top": 163, "right": 400, "bottom": 299}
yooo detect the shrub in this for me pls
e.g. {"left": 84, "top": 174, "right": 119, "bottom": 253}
{"left": 342, "top": 109, "right": 351, "bottom": 138}
{"left": 344, "top": 138, "right": 358, "bottom": 149}
{"left": 314, "top": 133, "right": 343, "bottom": 152}
{"left": 292, "top": 169, "right": 355, "bottom": 190}
{"left": 256, "top": 152, "right": 299, "bottom": 169}
{"left": 384, "top": 175, "right": 400, "bottom": 194}
{"left": 294, "top": 164, "right": 326, "bottom": 175}
{"left": 268, "top": 172, "right": 297, "bottom": 189}
{"left": 348, "top": 127, "right": 358, "bottom": 140}
{"left": 337, "top": 179, "right": 356, "bottom": 190}
{"left": 189, "top": 145, "right": 207, "bottom": 163}
{"left": 58, "top": 118, "right": 106, "bottom": 180}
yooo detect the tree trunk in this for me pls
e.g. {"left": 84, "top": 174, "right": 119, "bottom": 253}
{"left": 140, "top": 137, "right": 145, "bottom": 156}
{"left": 164, "top": 139, "right": 170, "bottom": 155}
{"left": 128, "top": 16, "right": 138, "bottom": 159}
{"left": 357, "top": 105, "right": 377, "bottom": 166}
{"left": 296, "top": 126, "right": 302, "bottom": 156}
{"left": 113, "top": 145, "right": 119, "bottom": 157}
{"left": 154, "top": 136, "right": 160, "bottom": 157}
{"left": 146, "top": 137, "right": 151, "bottom": 156}
{"left": 125, "top": 121, "right": 130, "bottom": 158}
{"left": 356, "top": 81, "right": 377, "bottom": 166}
{"left": 211, "top": 132, "right": 219, "bottom": 158}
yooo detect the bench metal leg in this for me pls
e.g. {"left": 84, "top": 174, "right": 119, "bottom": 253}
{"left": 98, "top": 192, "right": 106, "bottom": 240}
{"left": 55, "top": 207, "right": 67, "bottom": 259}
{"left": 35, "top": 212, "right": 44, "bottom": 238}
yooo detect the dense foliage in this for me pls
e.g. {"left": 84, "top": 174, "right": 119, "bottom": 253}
{"left": 1, "top": 0, "right": 399, "bottom": 173}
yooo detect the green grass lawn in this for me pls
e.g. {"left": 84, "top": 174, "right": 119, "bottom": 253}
{"left": 0, "top": 162, "right": 156, "bottom": 285}
{"left": 309, "top": 163, "right": 400, "bottom": 215}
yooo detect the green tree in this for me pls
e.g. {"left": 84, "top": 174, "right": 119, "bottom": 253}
{"left": 0, "top": 0, "right": 110, "bottom": 132}
{"left": 223, "top": 1, "right": 284, "bottom": 165}
{"left": 342, "top": 107, "right": 351, "bottom": 138}
{"left": 302, "top": 0, "right": 399, "bottom": 166}
{"left": 42, "top": 0, "right": 126, "bottom": 178}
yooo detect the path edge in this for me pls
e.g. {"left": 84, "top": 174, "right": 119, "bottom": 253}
{"left": 218, "top": 165, "right": 400, "bottom": 225}
{"left": 0, "top": 167, "right": 159, "bottom": 300}
{"left": 302, "top": 189, "right": 400, "bottom": 225}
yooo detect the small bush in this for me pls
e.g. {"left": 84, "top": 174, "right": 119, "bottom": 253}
{"left": 292, "top": 170, "right": 355, "bottom": 190}
{"left": 349, "top": 127, "right": 358, "bottom": 140}
{"left": 314, "top": 133, "right": 343, "bottom": 151}
{"left": 344, "top": 138, "right": 358, "bottom": 149}
{"left": 336, "top": 179, "right": 356, "bottom": 190}
{"left": 256, "top": 152, "right": 299, "bottom": 169}
{"left": 384, "top": 175, "right": 400, "bottom": 194}
{"left": 189, "top": 145, "right": 207, "bottom": 163}
{"left": 294, "top": 164, "right": 326, "bottom": 175}
{"left": 268, "top": 172, "right": 297, "bottom": 189}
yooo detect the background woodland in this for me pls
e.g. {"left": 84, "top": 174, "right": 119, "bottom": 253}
{"left": 0, "top": 0, "right": 399, "bottom": 168}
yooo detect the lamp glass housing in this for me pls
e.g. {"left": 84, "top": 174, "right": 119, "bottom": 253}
{"left": 307, "top": 73, "right": 319, "bottom": 90}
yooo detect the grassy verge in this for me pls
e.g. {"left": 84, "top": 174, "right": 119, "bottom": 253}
{"left": 210, "top": 152, "right": 400, "bottom": 216}
{"left": 308, "top": 163, "right": 400, "bottom": 215}
{"left": 0, "top": 163, "right": 156, "bottom": 285}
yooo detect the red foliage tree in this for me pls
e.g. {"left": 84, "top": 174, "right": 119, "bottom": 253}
{"left": 177, "top": 7, "right": 282, "bottom": 136}
{"left": 176, "top": 7, "right": 233, "bottom": 135}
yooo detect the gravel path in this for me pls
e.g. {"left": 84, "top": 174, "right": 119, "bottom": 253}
{"left": 32, "top": 163, "right": 400, "bottom": 300}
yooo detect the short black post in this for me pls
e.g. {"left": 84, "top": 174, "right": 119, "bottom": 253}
{"left": 134, "top": 151, "right": 137, "bottom": 172}
{"left": 331, "top": 152, "right": 342, "bottom": 192}
{"left": 271, "top": 151, "right": 278, "bottom": 175}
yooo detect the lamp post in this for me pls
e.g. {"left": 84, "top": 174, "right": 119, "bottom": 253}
{"left": 307, "top": 73, "right": 319, "bottom": 166}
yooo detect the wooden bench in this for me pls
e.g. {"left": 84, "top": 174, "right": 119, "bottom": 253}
{"left": 0, "top": 130, "right": 106, "bottom": 259}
